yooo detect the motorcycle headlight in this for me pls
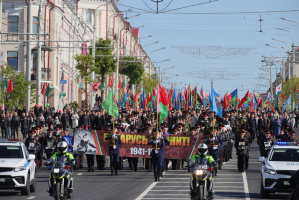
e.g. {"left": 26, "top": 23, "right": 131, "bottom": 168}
{"left": 14, "top": 166, "right": 26, "bottom": 172}
{"left": 53, "top": 168, "right": 60, "bottom": 173}
{"left": 264, "top": 167, "right": 276, "bottom": 175}
{"left": 195, "top": 169, "right": 204, "bottom": 176}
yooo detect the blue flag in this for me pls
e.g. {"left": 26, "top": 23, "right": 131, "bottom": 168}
{"left": 211, "top": 88, "right": 218, "bottom": 113}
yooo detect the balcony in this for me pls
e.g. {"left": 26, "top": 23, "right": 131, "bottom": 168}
{"left": 31, "top": 68, "right": 51, "bottom": 81}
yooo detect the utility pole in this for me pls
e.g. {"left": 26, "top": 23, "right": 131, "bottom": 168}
{"left": 26, "top": 0, "right": 32, "bottom": 112}
{"left": 115, "top": 34, "right": 120, "bottom": 100}
{"left": 36, "top": 2, "right": 42, "bottom": 105}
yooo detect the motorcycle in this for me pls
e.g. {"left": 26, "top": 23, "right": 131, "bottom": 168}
{"left": 190, "top": 159, "right": 214, "bottom": 200}
{"left": 47, "top": 160, "right": 73, "bottom": 200}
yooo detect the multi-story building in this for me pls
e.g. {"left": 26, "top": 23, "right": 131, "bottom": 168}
{"left": 0, "top": 0, "right": 155, "bottom": 110}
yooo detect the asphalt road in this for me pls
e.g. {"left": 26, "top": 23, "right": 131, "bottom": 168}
{"left": 0, "top": 128, "right": 298, "bottom": 200}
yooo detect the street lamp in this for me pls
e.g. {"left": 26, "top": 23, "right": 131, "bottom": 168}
{"left": 281, "top": 18, "right": 299, "bottom": 24}
{"left": 143, "top": 41, "right": 159, "bottom": 48}
{"left": 125, "top": 14, "right": 141, "bottom": 20}
{"left": 275, "top": 27, "right": 294, "bottom": 44}
{"left": 272, "top": 38, "right": 290, "bottom": 51}
{"left": 162, "top": 66, "right": 175, "bottom": 71}
{"left": 155, "top": 59, "right": 170, "bottom": 64}
{"left": 150, "top": 47, "right": 166, "bottom": 54}
{"left": 265, "top": 44, "right": 286, "bottom": 80}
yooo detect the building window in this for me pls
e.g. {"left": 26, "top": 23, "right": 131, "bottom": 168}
{"left": 7, "top": 51, "right": 18, "bottom": 70}
{"left": 8, "top": 16, "right": 19, "bottom": 33}
{"left": 32, "top": 52, "right": 37, "bottom": 71}
{"left": 86, "top": 11, "right": 92, "bottom": 23}
{"left": 33, "top": 17, "right": 38, "bottom": 33}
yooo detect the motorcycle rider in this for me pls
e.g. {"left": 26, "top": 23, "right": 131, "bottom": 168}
{"left": 189, "top": 143, "right": 217, "bottom": 199}
{"left": 45, "top": 141, "right": 75, "bottom": 199}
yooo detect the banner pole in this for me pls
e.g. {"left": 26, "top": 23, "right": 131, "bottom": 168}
{"left": 156, "top": 85, "right": 159, "bottom": 150}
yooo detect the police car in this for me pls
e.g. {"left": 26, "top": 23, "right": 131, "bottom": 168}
{"left": 0, "top": 139, "right": 36, "bottom": 195}
{"left": 258, "top": 142, "right": 299, "bottom": 198}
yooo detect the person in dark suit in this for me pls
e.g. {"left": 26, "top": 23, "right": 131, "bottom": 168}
{"left": 105, "top": 129, "right": 122, "bottom": 176}
{"left": 147, "top": 131, "right": 170, "bottom": 182}
{"left": 247, "top": 112, "right": 257, "bottom": 140}
{"left": 12, "top": 112, "right": 20, "bottom": 139}
{"left": 61, "top": 110, "right": 69, "bottom": 131}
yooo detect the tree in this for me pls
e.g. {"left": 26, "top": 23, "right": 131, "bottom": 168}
{"left": 281, "top": 76, "right": 299, "bottom": 106}
{"left": 0, "top": 64, "right": 36, "bottom": 110}
{"left": 92, "top": 38, "right": 117, "bottom": 98}
{"left": 74, "top": 53, "right": 94, "bottom": 108}
{"left": 143, "top": 73, "right": 158, "bottom": 95}
{"left": 119, "top": 56, "right": 144, "bottom": 85}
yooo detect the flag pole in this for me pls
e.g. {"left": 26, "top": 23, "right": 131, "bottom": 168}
{"left": 156, "top": 85, "right": 159, "bottom": 150}
{"left": 112, "top": 88, "right": 115, "bottom": 132}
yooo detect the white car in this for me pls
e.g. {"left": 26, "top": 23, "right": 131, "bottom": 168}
{"left": 258, "top": 142, "right": 299, "bottom": 198}
{"left": 0, "top": 139, "right": 36, "bottom": 195}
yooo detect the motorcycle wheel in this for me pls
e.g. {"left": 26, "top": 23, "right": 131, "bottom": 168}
{"left": 197, "top": 184, "right": 205, "bottom": 200}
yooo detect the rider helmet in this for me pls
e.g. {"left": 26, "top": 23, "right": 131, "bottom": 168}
{"left": 57, "top": 141, "right": 68, "bottom": 154}
{"left": 197, "top": 143, "right": 208, "bottom": 156}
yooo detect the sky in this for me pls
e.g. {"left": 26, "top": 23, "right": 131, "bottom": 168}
{"left": 116, "top": 0, "right": 299, "bottom": 97}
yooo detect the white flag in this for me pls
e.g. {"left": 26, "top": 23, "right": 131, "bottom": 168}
{"left": 275, "top": 84, "right": 282, "bottom": 96}
{"left": 268, "top": 93, "right": 273, "bottom": 100}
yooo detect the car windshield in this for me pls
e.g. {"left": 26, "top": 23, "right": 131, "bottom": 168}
{"left": 0, "top": 146, "right": 23, "bottom": 158}
{"left": 269, "top": 148, "right": 299, "bottom": 162}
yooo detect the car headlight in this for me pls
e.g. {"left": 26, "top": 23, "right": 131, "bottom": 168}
{"left": 264, "top": 167, "right": 276, "bottom": 175}
{"left": 195, "top": 169, "right": 204, "bottom": 176}
{"left": 14, "top": 166, "right": 26, "bottom": 172}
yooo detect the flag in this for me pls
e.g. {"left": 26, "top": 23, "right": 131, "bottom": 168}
{"left": 268, "top": 92, "right": 273, "bottom": 101}
{"left": 283, "top": 95, "right": 291, "bottom": 111}
{"left": 197, "top": 93, "right": 203, "bottom": 105}
{"left": 230, "top": 89, "right": 238, "bottom": 106}
{"left": 92, "top": 82, "right": 96, "bottom": 91}
{"left": 108, "top": 76, "right": 114, "bottom": 88}
{"left": 2, "top": 77, "right": 7, "bottom": 92}
{"left": 45, "top": 84, "right": 51, "bottom": 97}
{"left": 118, "top": 76, "right": 122, "bottom": 89}
{"left": 102, "top": 88, "right": 119, "bottom": 118}
{"left": 99, "top": 81, "right": 105, "bottom": 91}
{"left": 95, "top": 81, "right": 101, "bottom": 91}
{"left": 6, "top": 78, "right": 13, "bottom": 94}
{"left": 238, "top": 90, "right": 249, "bottom": 108}
{"left": 276, "top": 84, "right": 282, "bottom": 96}
{"left": 158, "top": 85, "right": 169, "bottom": 123}
{"left": 211, "top": 87, "right": 218, "bottom": 113}
{"left": 41, "top": 83, "right": 47, "bottom": 95}
{"left": 281, "top": 94, "right": 286, "bottom": 99}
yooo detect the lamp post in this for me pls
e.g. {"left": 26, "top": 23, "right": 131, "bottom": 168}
{"left": 150, "top": 47, "right": 166, "bottom": 54}
{"left": 143, "top": 41, "right": 159, "bottom": 48}
{"left": 133, "top": 35, "right": 152, "bottom": 54}
{"left": 266, "top": 44, "right": 286, "bottom": 81}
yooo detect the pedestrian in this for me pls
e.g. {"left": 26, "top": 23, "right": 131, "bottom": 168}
{"left": 105, "top": 129, "right": 122, "bottom": 176}
{"left": 12, "top": 112, "right": 20, "bottom": 139}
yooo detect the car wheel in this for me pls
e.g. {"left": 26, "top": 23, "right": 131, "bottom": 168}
{"left": 260, "top": 180, "right": 270, "bottom": 198}
{"left": 30, "top": 171, "right": 36, "bottom": 193}
{"left": 21, "top": 174, "right": 30, "bottom": 195}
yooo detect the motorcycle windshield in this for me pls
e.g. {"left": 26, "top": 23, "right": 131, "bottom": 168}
{"left": 54, "top": 161, "right": 65, "bottom": 168}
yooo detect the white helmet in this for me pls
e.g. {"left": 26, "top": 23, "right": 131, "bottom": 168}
{"left": 197, "top": 143, "right": 208, "bottom": 156}
{"left": 57, "top": 141, "right": 68, "bottom": 154}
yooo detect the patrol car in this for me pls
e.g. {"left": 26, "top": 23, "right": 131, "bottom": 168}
{"left": 258, "top": 142, "right": 299, "bottom": 198}
{"left": 0, "top": 139, "right": 36, "bottom": 195}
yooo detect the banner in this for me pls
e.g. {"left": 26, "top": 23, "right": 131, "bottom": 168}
{"left": 73, "top": 130, "right": 202, "bottom": 159}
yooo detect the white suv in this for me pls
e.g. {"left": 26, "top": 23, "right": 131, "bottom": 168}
{"left": 0, "top": 139, "right": 36, "bottom": 195}
{"left": 258, "top": 142, "right": 299, "bottom": 198}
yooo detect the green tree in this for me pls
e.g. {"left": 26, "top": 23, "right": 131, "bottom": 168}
{"left": 119, "top": 56, "right": 144, "bottom": 85}
{"left": 281, "top": 76, "right": 299, "bottom": 106}
{"left": 92, "top": 38, "right": 117, "bottom": 98}
{"left": 0, "top": 64, "right": 36, "bottom": 110}
{"left": 74, "top": 53, "right": 94, "bottom": 108}
{"left": 142, "top": 73, "right": 158, "bottom": 95}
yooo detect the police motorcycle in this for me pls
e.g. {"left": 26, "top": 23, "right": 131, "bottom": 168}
{"left": 45, "top": 142, "right": 75, "bottom": 200}
{"left": 189, "top": 144, "right": 217, "bottom": 200}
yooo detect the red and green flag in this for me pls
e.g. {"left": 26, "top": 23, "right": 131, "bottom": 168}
{"left": 158, "top": 85, "right": 169, "bottom": 123}
{"left": 45, "top": 84, "right": 51, "bottom": 97}
{"left": 6, "top": 78, "right": 13, "bottom": 94}
{"left": 2, "top": 77, "right": 7, "bottom": 93}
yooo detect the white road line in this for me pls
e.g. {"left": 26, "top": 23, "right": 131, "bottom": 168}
{"left": 146, "top": 194, "right": 189, "bottom": 195}
{"left": 163, "top": 174, "right": 190, "bottom": 176}
{"left": 155, "top": 186, "right": 189, "bottom": 187}
{"left": 158, "top": 182, "right": 189, "bottom": 183}
{"left": 214, "top": 185, "right": 244, "bottom": 188}
{"left": 135, "top": 182, "right": 157, "bottom": 200}
{"left": 151, "top": 190, "right": 189, "bottom": 191}
{"left": 27, "top": 196, "right": 36, "bottom": 199}
{"left": 142, "top": 198, "right": 189, "bottom": 200}
{"left": 161, "top": 178, "right": 189, "bottom": 179}
{"left": 77, "top": 173, "right": 83, "bottom": 176}
{"left": 216, "top": 189, "right": 244, "bottom": 192}
{"left": 214, "top": 182, "right": 243, "bottom": 183}
{"left": 242, "top": 172, "right": 250, "bottom": 200}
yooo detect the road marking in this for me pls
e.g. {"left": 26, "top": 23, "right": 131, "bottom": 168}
{"left": 146, "top": 194, "right": 188, "bottom": 195}
{"left": 242, "top": 172, "right": 250, "bottom": 200}
{"left": 158, "top": 182, "right": 189, "bottom": 183}
{"left": 27, "top": 196, "right": 36, "bottom": 199}
{"left": 135, "top": 182, "right": 157, "bottom": 200}
{"left": 155, "top": 186, "right": 189, "bottom": 187}
{"left": 151, "top": 190, "right": 189, "bottom": 191}
{"left": 77, "top": 173, "right": 83, "bottom": 176}
{"left": 161, "top": 178, "right": 189, "bottom": 179}
{"left": 142, "top": 198, "right": 189, "bottom": 200}
{"left": 214, "top": 182, "right": 243, "bottom": 183}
